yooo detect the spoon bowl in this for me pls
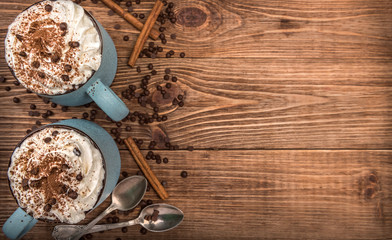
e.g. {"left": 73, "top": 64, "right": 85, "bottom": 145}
{"left": 138, "top": 203, "right": 184, "bottom": 232}
{"left": 112, "top": 175, "right": 147, "bottom": 210}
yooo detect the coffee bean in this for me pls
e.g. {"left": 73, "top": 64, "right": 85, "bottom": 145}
{"left": 146, "top": 199, "right": 153, "bottom": 205}
{"left": 169, "top": 12, "right": 174, "bottom": 17}
{"left": 36, "top": 120, "right": 41, "bottom": 125}
{"left": 159, "top": 33, "right": 165, "bottom": 40}
{"left": 181, "top": 170, "right": 188, "bottom": 178}
{"left": 32, "top": 61, "right": 40, "bottom": 68}
{"left": 121, "top": 227, "right": 128, "bottom": 233}
{"left": 122, "top": 171, "right": 128, "bottom": 178}
{"left": 68, "top": 190, "right": 78, "bottom": 199}
{"left": 163, "top": 157, "right": 168, "bottom": 163}
{"left": 19, "top": 51, "right": 27, "bottom": 57}
{"left": 106, "top": 217, "right": 113, "bottom": 223}
{"left": 48, "top": 198, "right": 56, "bottom": 205}
{"left": 26, "top": 129, "right": 32, "bottom": 134}
{"left": 136, "top": 66, "right": 141, "bottom": 73}
{"left": 169, "top": 50, "right": 174, "bottom": 55}
{"left": 13, "top": 97, "right": 20, "bottom": 103}
{"left": 44, "top": 137, "right": 52, "bottom": 143}
{"left": 68, "top": 41, "right": 80, "bottom": 48}
{"left": 82, "top": 112, "right": 89, "bottom": 119}
{"left": 85, "top": 233, "right": 93, "bottom": 239}
{"left": 126, "top": 0, "right": 132, "bottom": 6}
{"left": 0, "top": 76, "right": 5, "bottom": 83}
{"left": 177, "top": 94, "right": 183, "bottom": 100}
{"left": 114, "top": 24, "right": 121, "bottom": 29}
{"left": 51, "top": 54, "right": 60, "bottom": 63}
{"left": 156, "top": 158, "right": 161, "bottom": 164}
{"left": 84, "top": 103, "right": 91, "bottom": 108}
{"left": 164, "top": 75, "right": 170, "bottom": 80}
{"left": 170, "top": 18, "right": 177, "bottom": 23}
{"left": 165, "top": 51, "right": 171, "bottom": 57}
{"left": 156, "top": 85, "right": 162, "bottom": 91}
{"left": 116, "top": 122, "right": 122, "bottom": 127}
{"left": 170, "top": 33, "right": 176, "bottom": 39}
{"left": 73, "top": 147, "right": 81, "bottom": 156}
{"left": 125, "top": 125, "right": 132, "bottom": 132}
{"left": 148, "top": 63, "right": 154, "bottom": 70}
{"left": 52, "top": 130, "right": 59, "bottom": 136}
{"left": 31, "top": 167, "right": 39, "bottom": 175}
{"left": 139, "top": 13, "right": 145, "bottom": 19}
{"left": 172, "top": 98, "right": 179, "bottom": 105}
{"left": 165, "top": 83, "right": 171, "bottom": 89}
{"left": 46, "top": 110, "right": 53, "bottom": 116}
{"left": 162, "top": 39, "right": 167, "bottom": 44}
{"left": 180, "top": 52, "right": 185, "bottom": 58}
{"left": 150, "top": 69, "right": 157, "bottom": 75}
{"left": 135, "top": 0, "right": 140, "bottom": 4}
{"left": 44, "top": 204, "right": 52, "bottom": 212}
{"left": 76, "top": 173, "right": 83, "bottom": 181}
{"left": 50, "top": 102, "right": 57, "bottom": 108}
{"left": 5, "top": 86, "right": 11, "bottom": 91}
{"left": 161, "top": 90, "right": 166, "bottom": 95}
{"left": 61, "top": 106, "right": 68, "bottom": 112}
{"left": 178, "top": 101, "right": 184, "bottom": 107}
{"left": 123, "top": 35, "right": 129, "bottom": 41}
{"left": 59, "top": 22, "right": 67, "bottom": 31}
{"left": 61, "top": 75, "right": 70, "bottom": 81}
{"left": 132, "top": 13, "right": 138, "bottom": 18}
{"left": 162, "top": 115, "right": 168, "bottom": 121}
{"left": 45, "top": 4, "right": 53, "bottom": 12}
{"left": 112, "top": 216, "right": 119, "bottom": 223}
{"left": 160, "top": 19, "right": 166, "bottom": 24}
{"left": 38, "top": 72, "right": 46, "bottom": 78}
{"left": 168, "top": 2, "right": 174, "bottom": 8}
{"left": 108, "top": 9, "right": 114, "bottom": 16}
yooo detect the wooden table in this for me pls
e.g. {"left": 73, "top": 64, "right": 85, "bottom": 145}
{"left": 1, "top": 0, "right": 392, "bottom": 239}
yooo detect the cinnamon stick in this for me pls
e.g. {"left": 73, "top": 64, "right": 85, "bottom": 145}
{"left": 124, "top": 137, "right": 169, "bottom": 200}
{"left": 100, "top": 0, "right": 159, "bottom": 40}
{"left": 128, "top": 0, "right": 164, "bottom": 67}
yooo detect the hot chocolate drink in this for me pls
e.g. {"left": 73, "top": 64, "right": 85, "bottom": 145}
{"left": 5, "top": 0, "right": 102, "bottom": 95}
{"left": 8, "top": 126, "right": 105, "bottom": 224}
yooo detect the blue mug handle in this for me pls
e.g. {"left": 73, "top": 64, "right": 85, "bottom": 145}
{"left": 2, "top": 207, "right": 38, "bottom": 240}
{"left": 86, "top": 79, "right": 129, "bottom": 122}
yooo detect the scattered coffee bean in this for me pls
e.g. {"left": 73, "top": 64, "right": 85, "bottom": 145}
{"left": 140, "top": 227, "right": 147, "bottom": 234}
{"left": 151, "top": 69, "right": 157, "bottom": 75}
{"left": 181, "top": 170, "right": 188, "bottom": 178}
{"left": 165, "top": 52, "right": 171, "bottom": 57}
{"left": 148, "top": 63, "right": 154, "bottom": 70}
{"left": 122, "top": 227, "right": 128, "bottom": 233}
{"left": 44, "top": 137, "right": 52, "bottom": 143}
{"left": 162, "top": 39, "right": 167, "bottom": 44}
{"left": 164, "top": 75, "right": 170, "bottom": 80}
{"left": 112, "top": 216, "right": 119, "bottom": 223}
{"left": 38, "top": 72, "right": 46, "bottom": 78}
{"left": 45, "top": 4, "right": 53, "bottom": 12}
{"left": 76, "top": 173, "right": 83, "bottom": 181}
{"left": 163, "top": 157, "right": 168, "bottom": 163}
{"left": 135, "top": 0, "right": 140, "bottom": 4}
{"left": 122, "top": 171, "right": 128, "bottom": 178}
{"left": 26, "top": 129, "right": 32, "bottom": 134}
{"left": 136, "top": 66, "right": 141, "bottom": 73}
{"left": 180, "top": 52, "right": 185, "bottom": 58}
{"left": 84, "top": 103, "right": 91, "bottom": 108}
{"left": 170, "top": 33, "right": 176, "bottom": 39}
{"left": 68, "top": 41, "right": 80, "bottom": 48}
{"left": 36, "top": 120, "right": 41, "bottom": 125}
{"left": 125, "top": 125, "right": 132, "bottom": 132}
{"left": 61, "top": 106, "right": 68, "bottom": 112}
{"left": 169, "top": 50, "right": 174, "bottom": 55}
{"left": 5, "top": 86, "right": 11, "bottom": 91}
{"left": 108, "top": 9, "right": 114, "bottom": 16}
{"left": 73, "top": 147, "right": 81, "bottom": 156}
{"left": 58, "top": 22, "right": 67, "bottom": 32}
{"left": 32, "top": 61, "right": 40, "bottom": 68}
{"left": 159, "top": 26, "right": 165, "bottom": 32}
{"left": 48, "top": 198, "right": 56, "bottom": 205}
{"left": 123, "top": 35, "right": 129, "bottom": 41}
{"left": 106, "top": 217, "right": 113, "bottom": 223}
{"left": 126, "top": 1, "right": 132, "bottom": 7}
{"left": 177, "top": 94, "right": 183, "bottom": 100}
{"left": 162, "top": 115, "right": 168, "bottom": 121}
{"left": 50, "top": 102, "right": 57, "bottom": 108}
{"left": 165, "top": 83, "right": 171, "bottom": 89}
{"left": 156, "top": 158, "right": 161, "bottom": 164}
{"left": 68, "top": 189, "right": 78, "bottom": 199}
{"left": 139, "top": 13, "right": 145, "bottom": 19}
{"left": 44, "top": 204, "right": 52, "bottom": 212}
{"left": 46, "top": 110, "right": 54, "bottom": 116}
{"left": 178, "top": 101, "right": 184, "bottom": 107}
{"left": 146, "top": 199, "right": 153, "bottom": 205}
{"left": 116, "top": 122, "right": 122, "bottom": 127}
{"left": 13, "top": 97, "right": 20, "bottom": 103}
{"left": 168, "top": 2, "right": 174, "bottom": 8}
{"left": 19, "top": 51, "right": 27, "bottom": 57}
{"left": 156, "top": 85, "right": 162, "bottom": 91}
{"left": 170, "top": 18, "right": 177, "bottom": 23}
{"left": 82, "top": 112, "right": 89, "bottom": 119}
{"left": 61, "top": 75, "right": 70, "bottom": 81}
{"left": 114, "top": 24, "right": 121, "bottom": 29}
{"left": 132, "top": 13, "right": 138, "bottom": 18}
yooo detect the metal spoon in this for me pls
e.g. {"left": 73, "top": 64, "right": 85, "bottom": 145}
{"left": 55, "top": 203, "right": 184, "bottom": 235}
{"left": 52, "top": 175, "right": 147, "bottom": 240}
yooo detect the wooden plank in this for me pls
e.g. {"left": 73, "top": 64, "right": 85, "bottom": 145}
{"left": 0, "top": 57, "right": 392, "bottom": 149}
{"left": 0, "top": 150, "right": 391, "bottom": 239}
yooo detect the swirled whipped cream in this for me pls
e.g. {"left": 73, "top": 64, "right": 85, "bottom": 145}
{"left": 8, "top": 127, "right": 105, "bottom": 224}
{"left": 5, "top": 0, "right": 102, "bottom": 95}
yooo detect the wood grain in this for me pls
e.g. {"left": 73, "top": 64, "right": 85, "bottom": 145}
{"left": 0, "top": 0, "right": 392, "bottom": 239}
{"left": 1, "top": 150, "right": 391, "bottom": 239}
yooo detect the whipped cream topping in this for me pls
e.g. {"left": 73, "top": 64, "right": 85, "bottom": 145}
{"left": 5, "top": 0, "right": 102, "bottom": 95}
{"left": 8, "top": 127, "right": 105, "bottom": 224}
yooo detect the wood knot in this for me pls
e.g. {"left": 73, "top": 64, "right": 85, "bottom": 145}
{"left": 150, "top": 125, "right": 169, "bottom": 149}
{"left": 279, "top": 19, "right": 299, "bottom": 29}
{"left": 359, "top": 172, "right": 381, "bottom": 200}
{"left": 177, "top": 7, "right": 207, "bottom": 27}
{"left": 150, "top": 82, "right": 185, "bottom": 115}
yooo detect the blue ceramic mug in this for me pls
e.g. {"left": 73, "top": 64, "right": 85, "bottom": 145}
{"left": 2, "top": 119, "right": 121, "bottom": 240}
{"left": 7, "top": 2, "right": 129, "bottom": 122}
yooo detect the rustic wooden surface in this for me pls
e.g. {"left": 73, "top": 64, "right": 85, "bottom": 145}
{"left": 0, "top": 0, "right": 392, "bottom": 239}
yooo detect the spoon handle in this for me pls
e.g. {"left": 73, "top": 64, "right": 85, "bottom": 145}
{"left": 70, "top": 204, "right": 117, "bottom": 240}
{"left": 86, "top": 219, "right": 139, "bottom": 234}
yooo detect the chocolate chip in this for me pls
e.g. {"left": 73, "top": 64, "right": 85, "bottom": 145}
{"left": 48, "top": 198, "right": 56, "bottom": 205}
{"left": 76, "top": 173, "right": 83, "bottom": 181}
{"left": 68, "top": 41, "right": 80, "bottom": 48}
{"left": 61, "top": 75, "right": 70, "bottom": 81}
{"left": 13, "top": 97, "right": 20, "bottom": 103}
{"left": 16, "top": 34, "right": 23, "bottom": 41}
{"left": 59, "top": 22, "right": 67, "bottom": 31}
{"left": 64, "top": 64, "right": 72, "bottom": 72}
{"left": 180, "top": 52, "right": 185, "bottom": 58}
{"left": 52, "top": 130, "right": 59, "bottom": 136}
{"left": 22, "top": 179, "right": 29, "bottom": 190}
{"left": 44, "top": 137, "right": 52, "bottom": 143}
{"left": 163, "top": 157, "right": 168, "bottom": 163}
{"left": 114, "top": 24, "right": 121, "bottom": 29}
{"left": 170, "top": 33, "right": 176, "bottom": 39}
{"left": 45, "top": 4, "right": 53, "bottom": 12}
{"left": 44, "top": 204, "right": 52, "bottom": 212}
{"left": 181, "top": 170, "right": 188, "bottom": 178}
{"left": 121, "top": 227, "right": 128, "bottom": 233}
{"left": 73, "top": 147, "right": 81, "bottom": 156}
{"left": 37, "top": 72, "right": 45, "bottom": 78}
{"left": 51, "top": 54, "right": 60, "bottom": 63}
{"left": 32, "top": 61, "right": 40, "bottom": 68}
{"left": 19, "top": 51, "right": 27, "bottom": 57}
{"left": 31, "top": 167, "right": 39, "bottom": 175}
{"left": 68, "top": 190, "right": 78, "bottom": 199}
{"left": 123, "top": 35, "right": 129, "bottom": 41}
